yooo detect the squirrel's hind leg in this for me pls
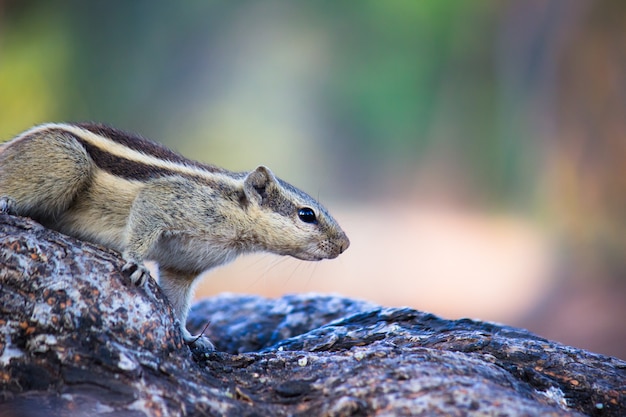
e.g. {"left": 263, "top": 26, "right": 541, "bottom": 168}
{"left": 0, "top": 130, "right": 93, "bottom": 219}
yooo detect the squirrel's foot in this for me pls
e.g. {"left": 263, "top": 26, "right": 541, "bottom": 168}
{"left": 121, "top": 259, "right": 151, "bottom": 286}
{"left": 0, "top": 197, "right": 17, "bottom": 215}
{"left": 182, "top": 327, "right": 215, "bottom": 351}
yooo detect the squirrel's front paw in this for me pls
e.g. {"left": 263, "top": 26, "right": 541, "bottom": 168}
{"left": 186, "top": 335, "right": 215, "bottom": 351}
{"left": 0, "top": 197, "right": 17, "bottom": 215}
{"left": 121, "top": 260, "right": 151, "bottom": 286}
{"left": 182, "top": 327, "right": 215, "bottom": 351}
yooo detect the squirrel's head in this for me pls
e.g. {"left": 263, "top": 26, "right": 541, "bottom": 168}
{"left": 242, "top": 166, "right": 350, "bottom": 261}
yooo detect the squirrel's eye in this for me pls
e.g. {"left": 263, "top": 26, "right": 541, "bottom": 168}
{"left": 298, "top": 207, "right": 317, "bottom": 224}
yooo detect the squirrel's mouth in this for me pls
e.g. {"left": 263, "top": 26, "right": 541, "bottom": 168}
{"left": 290, "top": 252, "right": 326, "bottom": 262}
{"left": 290, "top": 236, "right": 350, "bottom": 262}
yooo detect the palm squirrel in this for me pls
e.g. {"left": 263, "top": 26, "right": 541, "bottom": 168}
{"left": 0, "top": 122, "right": 350, "bottom": 350}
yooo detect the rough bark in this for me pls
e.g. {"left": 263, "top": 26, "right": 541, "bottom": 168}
{"left": 0, "top": 214, "right": 624, "bottom": 417}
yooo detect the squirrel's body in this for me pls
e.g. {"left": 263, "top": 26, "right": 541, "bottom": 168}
{"left": 0, "top": 123, "right": 349, "bottom": 349}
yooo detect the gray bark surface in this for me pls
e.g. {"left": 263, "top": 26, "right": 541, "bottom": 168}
{"left": 0, "top": 214, "right": 624, "bottom": 416}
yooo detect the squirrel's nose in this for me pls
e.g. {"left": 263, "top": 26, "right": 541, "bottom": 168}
{"left": 338, "top": 234, "right": 350, "bottom": 254}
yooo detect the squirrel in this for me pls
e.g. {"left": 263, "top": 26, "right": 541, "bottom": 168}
{"left": 0, "top": 122, "right": 350, "bottom": 350}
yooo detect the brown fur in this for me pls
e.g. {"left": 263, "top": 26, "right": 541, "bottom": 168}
{"left": 0, "top": 123, "right": 350, "bottom": 351}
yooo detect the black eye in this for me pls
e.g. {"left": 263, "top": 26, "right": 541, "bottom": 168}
{"left": 298, "top": 207, "right": 317, "bottom": 224}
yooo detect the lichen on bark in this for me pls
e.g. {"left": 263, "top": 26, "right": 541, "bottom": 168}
{"left": 1, "top": 214, "right": 624, "bottom": 416}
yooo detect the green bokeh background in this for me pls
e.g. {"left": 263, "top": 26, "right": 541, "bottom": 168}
{"left": 0, "top": 1, "right": 537, "bottom": 202}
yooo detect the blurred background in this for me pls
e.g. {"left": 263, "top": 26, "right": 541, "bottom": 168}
{"left": 1, "top": 0, "right": 625, "bottom": 359}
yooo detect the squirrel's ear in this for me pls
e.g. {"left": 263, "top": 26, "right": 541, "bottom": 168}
{"left": 243, "top": 166, "right": 276, "bottom": 205}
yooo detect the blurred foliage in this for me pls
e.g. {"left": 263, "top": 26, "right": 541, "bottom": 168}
{"left": 1, "top": 0, "right": 625, "bottom": 282}
{"left": 0, "top": 2, "right": 69, "bottom": 129}
{"left": 0, "top": 1, "right": 509, "bottom": 200}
